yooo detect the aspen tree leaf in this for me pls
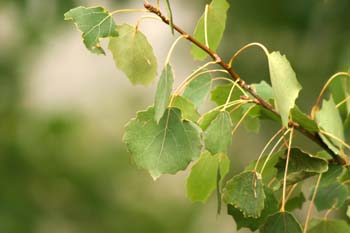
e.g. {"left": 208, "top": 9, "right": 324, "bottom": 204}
{"left": 64, "top": 6, "right": 118, "bottom": 54}
{"left": 223, "top": 171, "right": 265, "bottom": 218}
{"left": 154, "top": 64, "right": 174, "bottom": 122}
{"left": 198, "top": 110, "right": 220, "bottom": 130}
{"left": 108, "top": 24, "right": 157, "bottom": 85}
{"left": 183, "top": 72, "right": 212, "bottom": 107}
{"left": 123, "top": 107, "right": 202, "bottom": 179}
{"left": 172, "top": 96, "right": 200, "bottom": 122}
{"left": 275, "top": 148, "right": 328, "bottom": 185}
{"left": 191, "top": 0, "right": 229, "bottom": 60}
{"left": 268, "top": 51, "right": 302, "bottom": 127}
{"left": 204, "top": 111, "right": 232, "bottom": 154}
{"left": 260, "top": 212, "right": 302, "bottom": 233}
{"left": 308, "top": 219, "right": 350, "bottom": 233}
{"left": 216, "top": 153, "right": 230, "bottom": 214}
{"left": 251, "top": 81, "right": 274, "bottom": 102}
{"left": 316, "top": 97, "right": 345, "bottom": 154}
{"left": 210, "top": 84, "right": 244, "bottom": 123}
{"left": 245, "top": 150, "right": 283, "bottom": 185}
{"left": 329, "top": 75, "right": 350, "bottom": 119}
{"left": 314, "top": 182, "right": 348, "bottom": 210}
{"left": 291, "top": 106, "right": 319, "bottom": 133}
{"left": 312, "top": 164, "right": 348, "bottom": 211}
{"left": 186, "top": 152, "right": 229, "bottom": 202}
{"left": 165, "top": 0, "right": 174, "bottom": 34}
{"left": 285, "top": 188, "right": 306, "bottom": 211}
{"left": 227, "top": 188, "right": 278, "bottom": 231}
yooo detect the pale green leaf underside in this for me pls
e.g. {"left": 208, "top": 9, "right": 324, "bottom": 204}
{"left": 191, "top": 0, "right": 229, "bottom": 60}
{"left": 108, "top": 24, "right": 158, "bottom": 85}
{"left": 187, "top": 151, "right": 219, "bottom": 202}
{"left": 204, "top": 111, "right": 233, "bottom": 154}
{"left": 260, "top": 211, "right": 302, "bottom": 233}
{"left": 308, "top": 219, "right": 350, "bottom": 233}
{"left": 172, "top": 96, "right": 200, "bottom": 122}
{"left": 316, "top": 97, "right": 345, "bottom": 153}
{"left": 123, "top": 107, "right": 202, "bottom": 179}
{"left": 182, "top": 71, "right": 212, "bottom": 107}
{"left": 154, "top": 64, "right": 174, "bottom": 122}
{"left": 268, "top": 51, "right": 302, "bottom": 127}
{"left": 64, "top": 6, "right": 118, "bottom": 54}
{"left": 223, "top": 171, "right": 265, "bottom": 218}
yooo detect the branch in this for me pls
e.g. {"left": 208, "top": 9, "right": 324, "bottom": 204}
{"left": 143, "top": 1, "right": 347, "bottom": 165}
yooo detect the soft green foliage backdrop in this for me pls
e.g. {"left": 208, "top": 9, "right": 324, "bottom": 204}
{"left": 0, "top": 0, "right": 348, "bottom": 232}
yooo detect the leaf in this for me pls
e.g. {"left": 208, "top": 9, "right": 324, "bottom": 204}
{"left": 182, "top": 71, "right": 212, "bottom": 107}
{"left": 123, "top": 107, "right": 202, "bottom": 179}
{"left": 312, "top": 164, "right": 348, "bottom": 211}
{"left": 64, "top": 6, "right": 118, "bottom": 54}
{"left": 165, "top": 0, "right": 174, "bottom": 34}
{"left": 223, "top": 171, "right": 265, "bottom": 218}
{"left": 108, "top": 24, "right": 158, "bottom": 85}
{"left": 329, "top": 75, "right": 350, "bottom": 119}
{"left": 191, "top": 0, "right": 229, "bottom": 60}
{"left": 186, "top": 152, "right": 229, "bottom": 202}
{"left": 172, "top": 96, "right": 200, "bottom": 122}
{"left": 217, "top": 153, "right": 230, "bottom": 214}
{"left": 251, "top": 81, "right": 274, "bottom": 102}
{"left": 204, "top": 111, "right": 233, "bottom": 154}
{"left": 275, "top": 148, "right": 328, "bottom": 185}
{"left": 291, "top": 106, "right": 319, "bottom": 133}
{"left": 285, "top": 187, "right": 306, "bottom": 211}
{"left": 316, "top": 97, "right": 345, "bottom": 154}
{"left": 198, "top": 110, "right": 220, "bottom": 130}
{"left": 268, "top": 51, "right": 302, "bottom": 127}
{"left": 210, "top": 83, "right": 244, "bottom": 123}
{"left": 227, "top": 188, "right": 278, "bottom": 231}
{"left": 154, "top": 64, "right": 174, "bottom": 122}
{"left": 308, "top": 219, "right": 350, "bottom": 233}
{"left": 260, "top": 211, "right": 302, "bottom": 233}
{"left": 245, "top": 150, "right": 284, "bottom": 185}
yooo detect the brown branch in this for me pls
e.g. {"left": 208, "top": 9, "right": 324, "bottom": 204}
{"left": 144, "top": 1, "right": 347, "bottom": 165}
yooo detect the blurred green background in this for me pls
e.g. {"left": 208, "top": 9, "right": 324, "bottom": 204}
{"left": 0, "top": 0, "right": 348, "bottom": 232}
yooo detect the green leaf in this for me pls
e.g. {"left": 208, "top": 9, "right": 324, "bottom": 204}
{"left": 245, "top": 150, "right": 284, "bottom": 185}
{"left": 308, "top": 219, "right": 350, "bottom": 233}
{"left": 198, "top": 110, "right": 220, "bottom": 130}
{"left": 217, "top": 153, "right": 230, "bottom": 214}
{"left": 275, "top": 148, "right": 328, "bottom": 185}
{"left": 268, "top": 51, "right": 302, "bottom": 127}
{"left": 186, "top": 152, "right": 229, "bottom": 202}
{"left": 316, "top": 97, "right": 345, "bottom": 154}
{"left": 228, "top": 188, "right": 278, "bottom": 231}
{"left": 108, "top": 24, "right": 158, "bottom": 85}
{"left": 285, "top": 187, "right": 306, "bottom": 211}
{"left": 165, "top": 0, "right": 174, "bottom": 34}
{"left": 314, "top": 182, "right": 348, "bottom": 211}
{"left": 182, "top": 72, "right": 212, "bottom": 107}
{"left": 260, "top": 211, "right": 302, "bottom": 233}
{"left": 329, "top": 75, "right": 350, "bottom": 119}
{"left": 64, "top": 6, "right": 118, "bottom": 54}
{"left": 223, "top": 171, "right": 265, "bottom": 218}
{"left": 210, "top": 83, "right": 244, "bottom": 123}
{"left": 291, "top": 106, "right": 319, "bottom": 133}
{"left": 172, "top": 96, "right": 200, "bottom": 122}
{"left": 154, "top": 64, "right": 174, "bottom": 122}
{"left": 123, "top": 107, "right": 202, "bottom": 179}
{"left": 204, "top": 111, "right": 232, "bottom": 154}
{"left": 251, "top": 81, "right": 274, "bottom": 102}
{"left": 312, "top": 164, "right": 348, "bottom": 211}
{"left": 191, "top": 0, "right": 229, "bottom": 60}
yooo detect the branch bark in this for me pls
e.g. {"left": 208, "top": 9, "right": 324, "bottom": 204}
{"left": 144, "top": 1, "right": 347, "bottom": 165}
